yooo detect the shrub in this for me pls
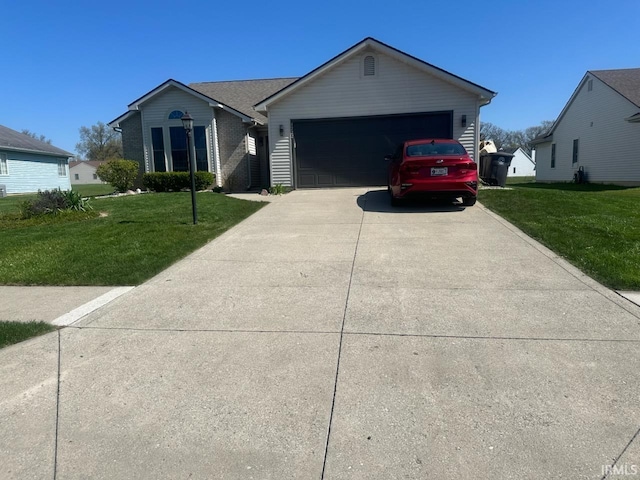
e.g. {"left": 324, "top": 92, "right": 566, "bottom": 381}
{"left": 269, "top": 183, "right": 287, "bottom": 195}
{"left": 143, "top": 172, "right": 215, "bottom": 192}
{"left": 19, "top": 189, "right": 92, "bottom": 219}
{"left": 97, "top": 159, "right": 139, "bottom": 192}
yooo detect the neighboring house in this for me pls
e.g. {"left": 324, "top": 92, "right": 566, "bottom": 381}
{"left": 533, "top": 68, "right": 640, "bottom": 185}
{"left": 110, "top": 37, "right": 496, "bottom": 190}
{"left": 0, "top": 124, "right": 72, "bottom": 194}
{"left": 69, "top": 160, "right": 106, "bottom": 184}
{"left": 503, "top": 147, "right": 536, "bottom": 177}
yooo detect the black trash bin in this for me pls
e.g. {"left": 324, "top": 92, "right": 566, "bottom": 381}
{"left": 479, "top": 152, "right": 515, "bottom": 187}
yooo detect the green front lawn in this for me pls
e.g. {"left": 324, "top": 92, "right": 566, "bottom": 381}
{"left": 0, "top": 192, "right": 265, "bottom": 285}
{"left": 0, "top": 321, "right": 57, "bottom": 349}
{"left": 479, "top": 183, "right": 640, "bottom": 290}
{"left": 73, "top": 183, "right": 115, "bottom": 197}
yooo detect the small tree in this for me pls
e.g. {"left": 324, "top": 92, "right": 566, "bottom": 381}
{"left": 97, "top": 159, "right": 139, "bottom": 192}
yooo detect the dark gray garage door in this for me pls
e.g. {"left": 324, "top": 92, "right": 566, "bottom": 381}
{"left": 293, "top": 112, "right": 452, "bottom": 187}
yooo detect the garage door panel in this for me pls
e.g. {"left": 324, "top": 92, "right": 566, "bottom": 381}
{"left": 294, "top": 112, "right": 452, "bottom": 188}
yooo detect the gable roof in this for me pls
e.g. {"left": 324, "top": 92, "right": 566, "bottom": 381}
{"left": 590, "top": 68, "right": 640, "bottom": 108}
{"left": 109, "top": 78, "right": 297, "bottom": 128}
{"left": 69, "top": 160, "right": 105, "bottom": 169}
{"left": 255, "top": 37, "right": 496, "bottom": 112}
{"left": 190, "top": 78, "right": 297, "bottom": 124}
{"left": 532, "top": 68, "right": 640, "bottom": 144}
{"left": 0, "top": 124, "right": 72, "bottom": 157}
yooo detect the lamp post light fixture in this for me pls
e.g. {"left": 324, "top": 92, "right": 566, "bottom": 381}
{"left": 181, "top": 111, "right": 198, "bottom": 225}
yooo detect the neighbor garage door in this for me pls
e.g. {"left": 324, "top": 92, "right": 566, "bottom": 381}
{"left": 293, "top": 112, "right": 452, "bottom": 187}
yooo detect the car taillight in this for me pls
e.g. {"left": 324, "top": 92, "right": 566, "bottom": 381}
{"left": 400, "top": 164, "right": 421, "bottom": 176}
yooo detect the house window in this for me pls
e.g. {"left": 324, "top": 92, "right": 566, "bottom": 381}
{"left": 572, "top": 139, "right": 579, "bottom": 164}
{"left": 58, "top": 160, "right": 67, "bottom": 176}
{"left": 0, "top": 153, "right": 7, "bottom": 175}
{"left": 168, "top": 110, "right": 184, "bottom": 120}
{"left": 193, "top": 126, "right": 208, "bottom": 171}
{"left": 74, "top": 173, "right": 79, "bottom": 180}
{"left": 587, "top": 79, "right": 593, "bottom": 91}
{"left": 364, "top": 55, "right": 376, "bottom": 76}
{"left": 93, "top": 174, "right": 98, "bottom": 180}
{"left": 169, "top": 127, "right": 188, "bottom": 171}
{"left": 513, "top": 167, "right": 516, "bottom": 174}
{"left": 551, "top": 144, "right": 556, "bottom": 168}
{"left": 151, "top": 127, "right": 166, "bottom": 172}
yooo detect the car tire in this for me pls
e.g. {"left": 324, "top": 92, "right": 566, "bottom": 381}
{"left": 390, "top": 195, "right": 402, "bottom": 207}
{"left": 462, "top": 196, "right": 477, "bottom": 207}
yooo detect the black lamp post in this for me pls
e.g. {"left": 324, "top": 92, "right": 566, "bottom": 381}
{"left": 181, "top": 111, "right": 198, "bottom": 225}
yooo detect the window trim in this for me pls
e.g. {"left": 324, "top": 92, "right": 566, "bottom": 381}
{"left": 572, "top": 139, "right": 579, "bottom": 165}
{"left": 58, "top": 159, "right": 67, "bottom": 177}
{"left": 551, "top": 143, "right": 556, "bottom": 169}
{"left": 0, "top": 153, "right": 8, "bottom": 175}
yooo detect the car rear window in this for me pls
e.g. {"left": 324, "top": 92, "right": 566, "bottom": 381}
{"left": 406, "top": 142, "right": 467, "bottom": 156}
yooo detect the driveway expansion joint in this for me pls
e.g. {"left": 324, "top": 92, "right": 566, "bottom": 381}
{"left": 53, "top": 330, "right": 61, "bottom": 480}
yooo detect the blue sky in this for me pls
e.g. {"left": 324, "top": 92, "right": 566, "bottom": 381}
{"left": 2, "top": 0, "right": 638, "bottom": 156}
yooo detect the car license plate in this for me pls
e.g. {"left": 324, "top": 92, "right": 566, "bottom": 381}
{"left": 431, "top": 167, "right": 448, "bottom": 176}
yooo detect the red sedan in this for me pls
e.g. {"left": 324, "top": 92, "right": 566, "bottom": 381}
{"left": 387, "top": 139, "right": 478, "bottom": 206}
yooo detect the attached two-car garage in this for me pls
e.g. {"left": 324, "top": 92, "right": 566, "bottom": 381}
{"left": 293, "top": 111, "right": 453, "bottom": 188}
{"left": 253, "top": 37, "right": 495, "bottom": 189}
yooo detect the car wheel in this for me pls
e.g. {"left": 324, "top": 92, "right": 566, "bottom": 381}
{"left": 462, "top": 196, "right": 477, "bottom": 206}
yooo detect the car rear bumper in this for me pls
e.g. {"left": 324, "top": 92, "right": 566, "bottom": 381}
{"left": 394, "top": 180, "right": 478, "bottom": 199}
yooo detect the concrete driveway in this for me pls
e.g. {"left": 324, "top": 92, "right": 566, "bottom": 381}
{"left": 2, "top": 188, "right": 640, "bottom": 479}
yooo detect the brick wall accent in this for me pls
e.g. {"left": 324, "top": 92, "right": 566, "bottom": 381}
{"left": 120, "top": 113, "right": 145, "bottom": 187}
{"left": 216, "top": 109, "right": 249, "bottom": 191}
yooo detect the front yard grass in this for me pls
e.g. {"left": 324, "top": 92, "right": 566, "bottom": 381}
{"left": 479, "top": 183, "right": 640, "bottom": 290}
{"left": 0, "top": 192, "right": 265, "bottom": 285}
{"left": 0, "top": 321, "right": 57, "bottom": 349}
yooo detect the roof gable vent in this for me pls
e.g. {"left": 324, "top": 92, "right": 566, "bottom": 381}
{"left": 364, "top": 55, "right": 376, "bottom": 76}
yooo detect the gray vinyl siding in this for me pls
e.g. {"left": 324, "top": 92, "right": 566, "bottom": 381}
{"left": 267, "top": 50, "right": 480, "bottom": 186}
{"left": 534, "top": 143, "right": 554, "bottom": 181}
{"left": 0, "top": 150, "right": 70, "bottom": 194}
{"left": 140, "top": 87, "right": 216, "bottom": 175}
{"left": 539, "top": 76, "right": 640, "bottom": 184}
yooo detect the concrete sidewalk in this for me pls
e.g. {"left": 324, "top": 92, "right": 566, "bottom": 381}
{"left": 2, "top": 188, "right": 640, "bottom": 479}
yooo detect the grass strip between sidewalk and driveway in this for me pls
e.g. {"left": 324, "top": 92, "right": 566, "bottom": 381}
{"left": 0, "top": 192, "right": 265, "bottom": 286}
{"left": 0, "top": 321, "right": 57, "bottom": 349}
{"left": 479, "top": 182, "right": 640, "bottom": 291}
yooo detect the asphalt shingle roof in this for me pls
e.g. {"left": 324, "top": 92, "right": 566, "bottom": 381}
{"left": 189, "top": 78, "right": 298, "bottom": 124}
{"left": 0, "top": 124, "right": 72, "bottom": 157}
{"left": 590, "top": 68, "right": 640, "bottom": 108}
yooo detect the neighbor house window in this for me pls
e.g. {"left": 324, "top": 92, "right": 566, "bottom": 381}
{"left": 364, "top": 55, "right": 376, "bottom": 76}
{"left": 58, "top": 160, "right": 67, "bottom": 176}
{"left": 74, "top": 173, "right": 79, "bottom": 180}
{"left": 194, "top": 126, "right": 208, "bottom": 171}
{"left": 551, "top": 144, "right": 556, "bottom": 168}
{"left": 151, "top": 127, "right": 166, "bottom": 172}
{"left": 572, "top": 139, "right": 579, "bottom": 164}
{"left": 0, "top": 153, "right": 8, "bottom": 175}
{"left": 168, "top": 110, "right": 184, "bottom": 120}
{"left": 93, "top": 174, "right": 98, "bottom": 180}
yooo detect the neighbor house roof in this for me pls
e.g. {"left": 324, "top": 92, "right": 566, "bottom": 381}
{"left": 536, "top": 68, "right": 640, "bottom": 143}
{"left": 0, "top": 124, "right": 72, "bottom": 157}
{"left": 255, "top": 37, "right": 496, "bottom": 112}
{"left": 590, "top": 68, "right": 640, "bottom": 108}
{"left": 69, "top": 160, "right": 105, "bottom": 169}
{"left": 109, "top": 78, "right": 297, "bottom": 128}
{"left": 190, "top": 78, "right": 298, "bottom": 124}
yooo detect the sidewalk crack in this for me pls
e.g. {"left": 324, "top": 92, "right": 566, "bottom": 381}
{"left": 53, "top": 329, "right": 62, "bottom": 480}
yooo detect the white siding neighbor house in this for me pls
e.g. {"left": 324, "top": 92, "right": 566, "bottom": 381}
{"left": 69, "top": 161, "right": 106, "bottom": 185}
{"left": 533, "top": 68, "right": 640, "bottom": 185}
{"left": 111, "top": 37, "right": 495, "bottom": 190}
{"left": 503, "top": 147, "right": 536, "bottom": 177}
{"left": 0, "top": 124, "right": 72, "bottom": 194}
